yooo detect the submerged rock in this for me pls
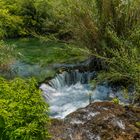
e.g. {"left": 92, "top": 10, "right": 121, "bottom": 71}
{"left": 49, "top": 102, "right": 140, "bottom": 140}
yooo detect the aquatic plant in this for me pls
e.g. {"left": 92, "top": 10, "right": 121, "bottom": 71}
{"left": 0, "top": 41, "right": 16, "bottom": 72}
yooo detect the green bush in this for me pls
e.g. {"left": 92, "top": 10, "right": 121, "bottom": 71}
{"left": 0, "top": 7, "right": 24, "bottom": 39}
{"left": 97, "top": 46, "right": 140, "bottom": 103}
{"left": 58, "top": 0, "right": 140, "bottom": 103}
{"left": 58, "top": 0, "right": 140, "bottom": 52}
{"left": 0, "top": 0, "right": 58, "bottom": 38}
{"left": 0, "top": 77, "right": 50, "bottom": 140}
{"left": 19, "top": 0, "right": 51, "bottom": 33}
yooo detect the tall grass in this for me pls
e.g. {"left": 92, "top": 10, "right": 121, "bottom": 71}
{"left": 0, "top": 41, "right": 16, "bottom": 72}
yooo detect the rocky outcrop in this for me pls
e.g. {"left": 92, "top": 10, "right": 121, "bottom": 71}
{"left": 49, "top": 102, "right": 140, "bottom": 140}
{"left": 53, "top": 57, "right": 107, "bottom": 73}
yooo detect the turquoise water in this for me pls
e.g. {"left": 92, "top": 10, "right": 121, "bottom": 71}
{"left": 7, "top": 38, "right": 71, "bottom": 65}
{"left": 6, "top": 38, "right": 86, "bottom": 81}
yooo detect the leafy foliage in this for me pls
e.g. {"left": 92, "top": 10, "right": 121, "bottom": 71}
{"left": 0, "top": 0, "right": 56, "bottom": 38}
{"left": 57, "top": 0, "right": 140, "bottom": 52}
{"left": 96, "top": 45, "right": 140, "bottom": 102}
{"left": 0, "top": 0, "right": 24, "bottom": 38}
{"left": 0, "top": 0, "right": 140, "bottom": 104}
{"left": 0, "top": 77, "right": 50, "bottom": 140}
{"left": 57, "top": 0, "right": 140, "bottom": 102}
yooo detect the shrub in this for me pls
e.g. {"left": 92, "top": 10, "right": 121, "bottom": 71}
{"left": 0, "top": 78, "right": 50, "bottom": 140}
{"left": 58, "top": 0, "right": 140, "bottom": 53}
{"left": 0, "top": 8, "right": 24, "bottom": 39}
{"left": 0, "top": 0, "right": 59, "bottom": 38}
{"left": 59, "top": 0, "right": 140, "bottom": 103}
{"left": 96, "top": 45, "right": 140, "bottom": 103}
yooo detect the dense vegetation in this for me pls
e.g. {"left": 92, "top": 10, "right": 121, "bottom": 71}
{"left": 0, "top": 0, "right": 56, "bottom": 38}
{"left": 0, "top": 78, "right": 50, "bottom": 140}
{"left": 56, "top": 0, "right": 140, "bottom": 102}
{"left": 0, "top": 0, "right": 140, "bottom": 139}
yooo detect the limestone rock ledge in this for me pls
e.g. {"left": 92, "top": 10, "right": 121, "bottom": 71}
{"left": 49, "top": 102, "right": 140, "bottom": 140}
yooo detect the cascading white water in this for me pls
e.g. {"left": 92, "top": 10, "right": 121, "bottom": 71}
{"left": 40, "top": 70, "right": 113, "bottom": 119}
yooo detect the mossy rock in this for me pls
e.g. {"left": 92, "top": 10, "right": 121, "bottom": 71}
{"left": 112, "top": 98, "right": 119, "bottom": 104}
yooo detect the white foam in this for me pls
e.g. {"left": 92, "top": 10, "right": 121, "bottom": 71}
{"left": 40, "top": 71, "right": 111, "bottom": 119}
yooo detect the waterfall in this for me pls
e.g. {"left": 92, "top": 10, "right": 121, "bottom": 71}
{"left": 40, "top": 70, "right": 112, "bottom": 119}
{"left": 40, "top": 70, "right": 131, "bottom": 119}
{"left": 47, "top": 70, "right": 95, "bottom": 89}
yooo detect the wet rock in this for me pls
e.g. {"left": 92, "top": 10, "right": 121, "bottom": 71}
{"left": 49, "top": 102, "right": 140, "bottom": 140}
{"left": 53, "top": 57, "right": 108, "bottom": 73}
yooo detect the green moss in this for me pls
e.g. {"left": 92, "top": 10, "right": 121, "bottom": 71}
{"left": 112, "top": 98, "right": 119, "bottom": 104}
{"left": 135, "top": 122, "right": 140, "bottom": 128}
